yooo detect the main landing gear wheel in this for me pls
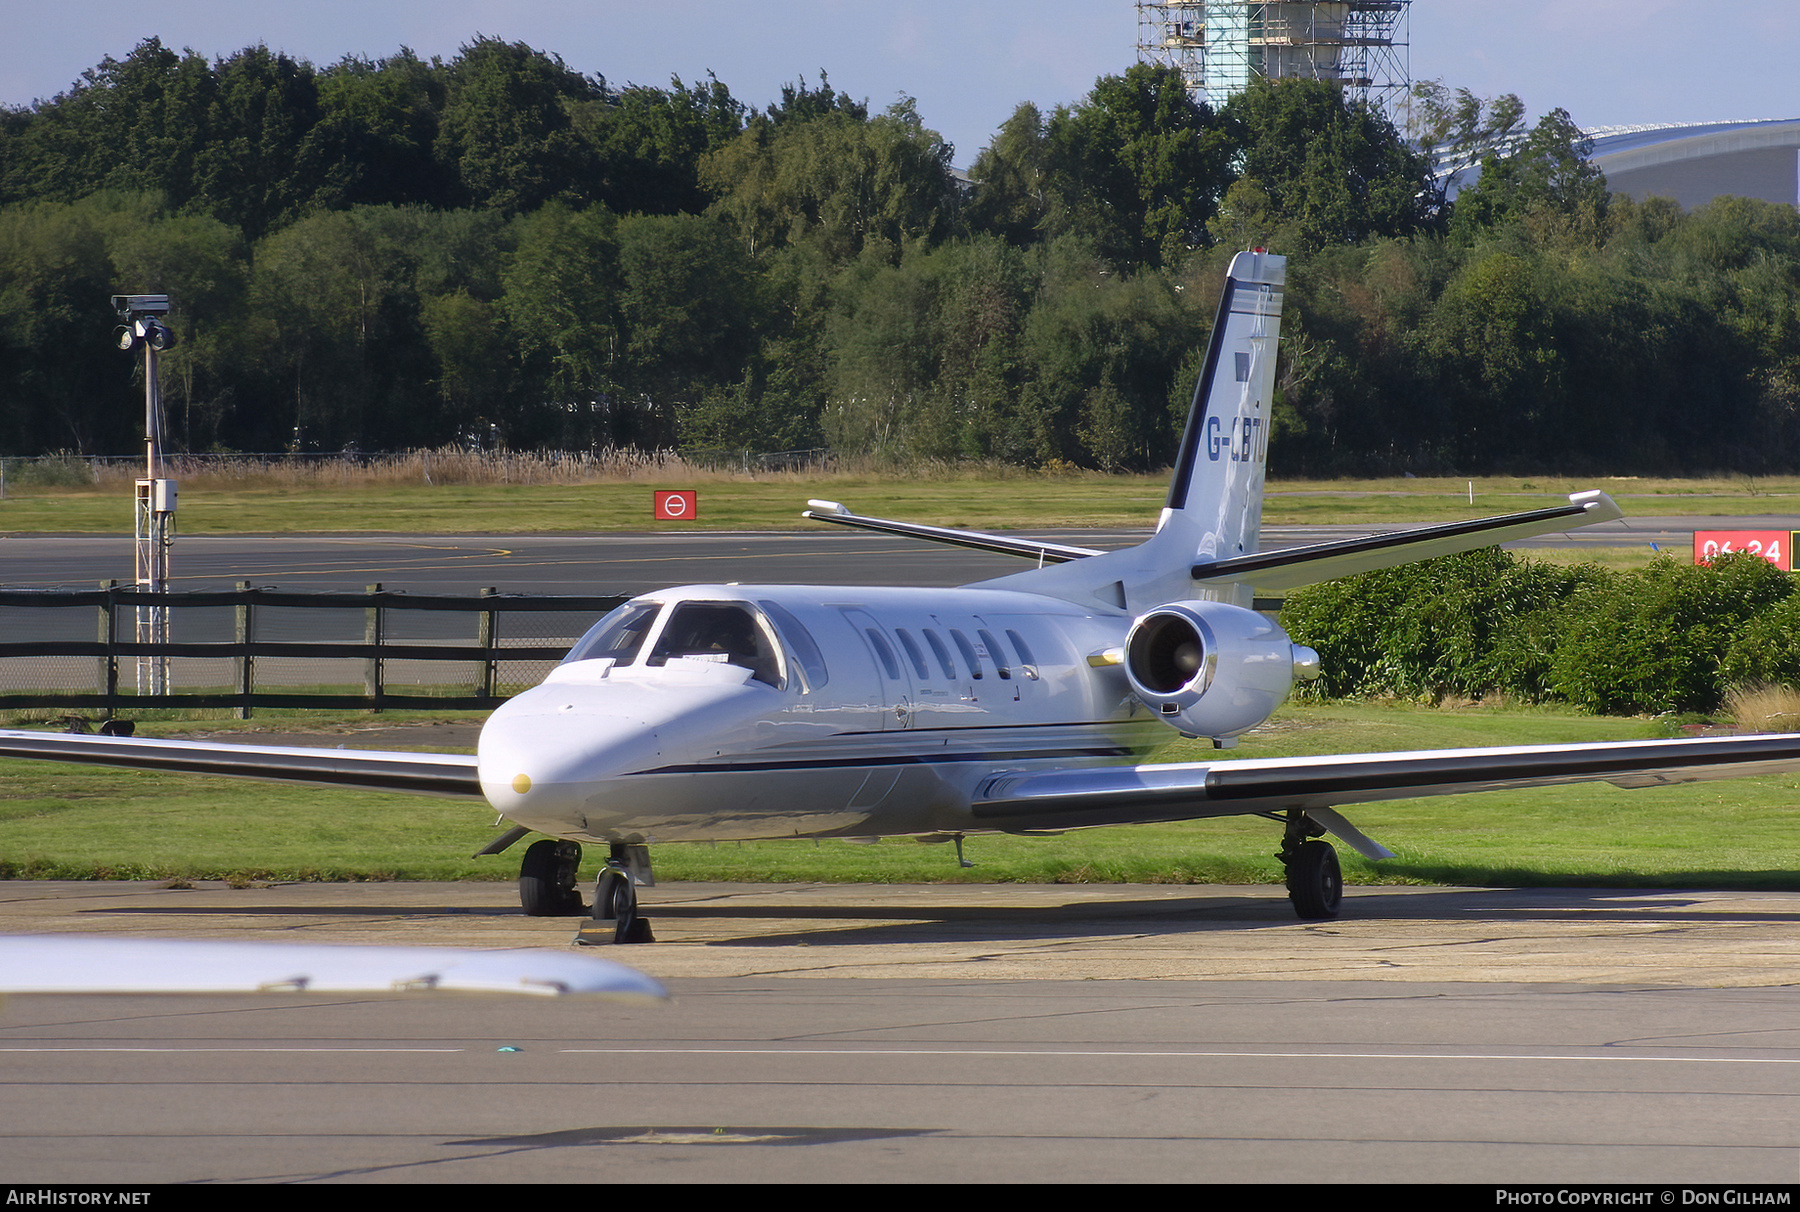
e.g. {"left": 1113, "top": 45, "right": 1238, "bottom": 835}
{"left": 1284, "top": 838, "right": 1342, "bottom": 921}
{"left": 518, "top": 839, "right": 585, "bottom": 917}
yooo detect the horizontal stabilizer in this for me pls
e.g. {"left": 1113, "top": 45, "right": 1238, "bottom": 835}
{"left": 0, "top": 729, "right": 482, "bottom": 798}
{"left": 1193, "top": 491, "right": 1624, "bottom": 592}
{"left": 803, "top": 500, "right": 1106, "bottom": 564}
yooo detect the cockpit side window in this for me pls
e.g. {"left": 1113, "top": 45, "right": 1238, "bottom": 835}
{"left": 759, "top": 600, "right": 829, "bottom": 689}
{"left": 647, "top": 602, "right": 784, "bottom": 687}
{"left": 562, "top": 601, "right": 663, "bottom": 665}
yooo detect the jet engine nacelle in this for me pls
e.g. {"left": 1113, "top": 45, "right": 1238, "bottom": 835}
{"left": 1123, "top": 600, "right": 1320, "bottom": 742}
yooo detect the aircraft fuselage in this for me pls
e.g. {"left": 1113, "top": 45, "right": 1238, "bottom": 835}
{"left": 477, "top": 583, "right": 1174, "bottom": 844}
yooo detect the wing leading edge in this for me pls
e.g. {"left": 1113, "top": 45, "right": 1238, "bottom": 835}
{"left": 973, "top": 732, "right": 1800, "bottom": 836}
{"left": 0, "top": 730, "right": 482, "bottom": 798}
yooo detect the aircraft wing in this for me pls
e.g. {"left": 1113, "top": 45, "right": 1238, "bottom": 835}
{"left": 0, "top": 729, "right": 482, "bottom": 798}
{"left": 802, "top": 499, "right": 1107, "bottom": 564}
{"left": 1193, "top": 491, "right": 1624, "bottom": 592}
{"left": 0, "top": 935, "right": 666, "bottom": 999}
{"left": 972, "top": 732, "right": 1800, "bottom": 853}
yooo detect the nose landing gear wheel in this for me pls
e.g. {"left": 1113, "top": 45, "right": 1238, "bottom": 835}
{"left": 581, "top": 863, "right": 655, "bottom": 945}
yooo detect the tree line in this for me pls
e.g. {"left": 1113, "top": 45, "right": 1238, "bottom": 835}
{"left": 3, "top": 37, "right": 1798, "bottom": 473}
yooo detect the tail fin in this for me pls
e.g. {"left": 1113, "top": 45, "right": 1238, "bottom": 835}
{"left": 978, "top": 250, "right": 1285, "bottom": 613}
{"left": 1164, "top": 249, "right": 1286, "bottom": 547}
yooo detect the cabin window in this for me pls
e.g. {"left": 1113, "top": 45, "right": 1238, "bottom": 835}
{"left": 759, "top": 600, "right": 828, "bottom": 689}
{"left": 562, "top": 601, "right": 662, "bottom": 665}
{"left": 949, "top": 628, "right": 983, "bottom": 679}
{"left": 894, "top": 629, "right": 931, "bottom": 681}
{"left": 1005, "top": 628, "right": 1040, "bottom": 678}
{"left": 923, "top": 629, "right": 957, "bottom": 680}
{"left": 646, "top": 602, "right": 783, "bottom": 687}
{"left": 978, "top": 628, "right": 1012, "bottom": 679}
{"left": 863, "top": 628, "right": 902, "bottom": 681}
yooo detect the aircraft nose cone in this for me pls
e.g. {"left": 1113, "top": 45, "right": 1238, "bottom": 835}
{"left": 477, "top": 673, "right": 772, "bottom": 837}
{"left": 478, "top": 703, "right": 635, "bottom": 818}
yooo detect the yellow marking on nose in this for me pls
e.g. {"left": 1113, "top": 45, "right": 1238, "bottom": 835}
{"left": 512, "top": 774, "right": 532, "bottom": 794}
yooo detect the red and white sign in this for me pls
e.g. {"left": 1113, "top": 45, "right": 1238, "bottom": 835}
{"left": 1693, "top": 530, "right": 1794, "bottom": 570}
{"left": 653, "top": 490, "right": 697, "bottom": 521}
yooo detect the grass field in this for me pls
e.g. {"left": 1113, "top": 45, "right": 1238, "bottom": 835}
{"left": 4, "top": 701, "right": 1797, "bottom": 892}
{"left": 1, "top": 464, "right": 1797, "bottom": 536}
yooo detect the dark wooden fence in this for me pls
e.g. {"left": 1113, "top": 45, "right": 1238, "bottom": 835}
{"left": 0, "top": 584, "right": 627, "bottom": 716}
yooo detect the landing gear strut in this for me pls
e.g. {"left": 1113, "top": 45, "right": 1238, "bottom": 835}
{"left": 1278, "top": 811, "right": 1342, "bottom": 921}
{"left": 577, "top": 844, "right": 655, "bottom": 945}
{"left": 518, "top": 839, "right": 585, "bottom": 917}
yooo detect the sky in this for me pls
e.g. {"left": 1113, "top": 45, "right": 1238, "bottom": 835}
{"left": 5, "top": 1, "right": 1800, "bottom": 167}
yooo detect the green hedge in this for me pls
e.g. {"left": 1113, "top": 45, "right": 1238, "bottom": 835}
{"left": 1281, "top": 550, "right": 1795, "bottom": 715}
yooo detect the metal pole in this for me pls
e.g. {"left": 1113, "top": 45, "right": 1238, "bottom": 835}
{"left": 134, "top": 340, "right": 172, "bottom": 696}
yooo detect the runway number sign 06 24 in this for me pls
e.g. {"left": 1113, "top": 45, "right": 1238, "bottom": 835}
{"left": 1693, "top": 530, "right": 1796, "bottom": 570}
{"left": 653, "top": 490, "right": 697, "bottom": 521}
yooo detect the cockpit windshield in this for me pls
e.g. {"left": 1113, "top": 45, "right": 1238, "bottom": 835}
{"left": 647, "top": 602, "right": 783, "bottom": 687}
{"left": 561, "top": 601, "right": 663, "bottom": 666}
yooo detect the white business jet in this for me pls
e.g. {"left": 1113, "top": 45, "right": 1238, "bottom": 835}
{"left": 6, "top": 250, "right": 1800, "bottom": 943}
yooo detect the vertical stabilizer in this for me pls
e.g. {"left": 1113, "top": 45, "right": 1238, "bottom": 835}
{"left": 976, "top": 250, "right": 1286, "bottom": 613}
{"left": 1164, "top": 249, "right": 1285, "bottom": 552}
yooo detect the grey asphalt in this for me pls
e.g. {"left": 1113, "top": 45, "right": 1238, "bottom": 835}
{"left": 5, "top": 880, "right": 1800, "bottom": 1183}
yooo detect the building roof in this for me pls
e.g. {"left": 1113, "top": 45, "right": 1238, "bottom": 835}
{"left": 1437, "top": 117, "right": 1800, "bottom": 209}
{"left": 1586, "top": 118, "right": 1800, "bottom": 174}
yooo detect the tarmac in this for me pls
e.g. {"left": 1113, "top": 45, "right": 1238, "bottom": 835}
{"left": 7, "top": 877, "right": 1800, "bottom": 987}
{"left": 9, "top": 879, "right": 1800, "bottom": 1183}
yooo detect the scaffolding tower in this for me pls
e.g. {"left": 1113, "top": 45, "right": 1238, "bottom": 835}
{"left": 1136, "top": 2, "right": 1411, "bottom": 116}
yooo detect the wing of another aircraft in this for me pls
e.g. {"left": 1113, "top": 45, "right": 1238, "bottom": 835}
{"left": 0, "top": 730, "right": 481, "bottom": 797}
{"left": 0, "top": 935, "right": 666, "bottom": 998}
{"left": 973, "top": 733, "right": 1800, "bottom": 849}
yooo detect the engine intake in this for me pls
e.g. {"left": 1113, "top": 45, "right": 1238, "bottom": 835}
{"left": 1123, "top": 601, "right": 1317, "bottom": 742}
